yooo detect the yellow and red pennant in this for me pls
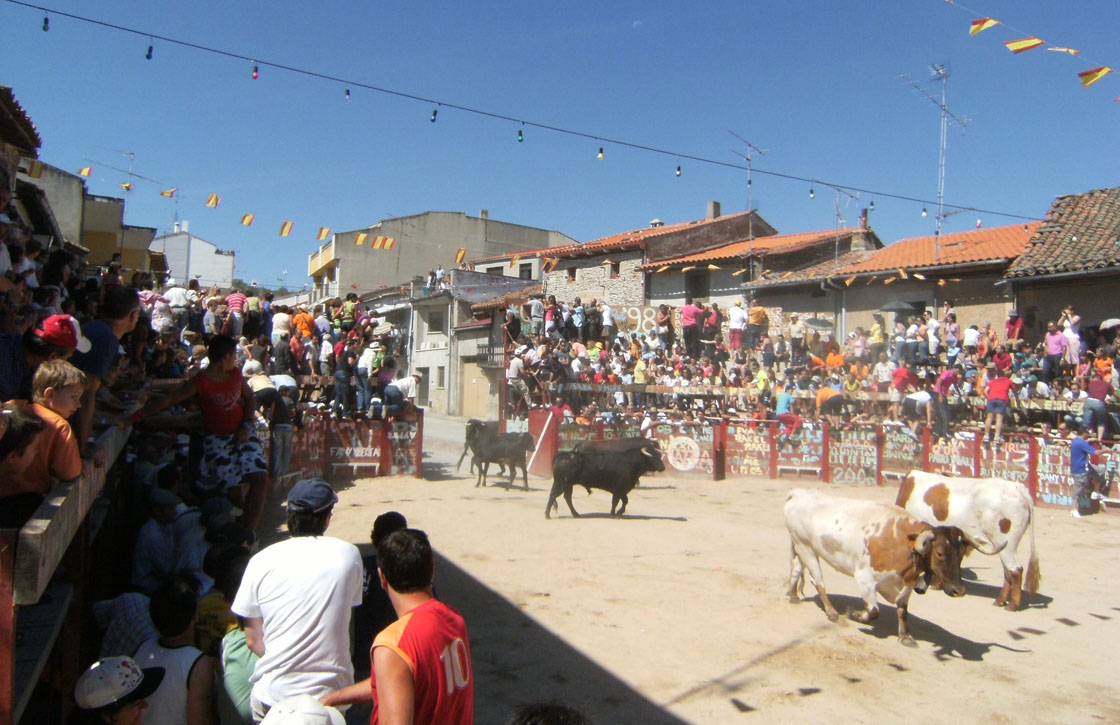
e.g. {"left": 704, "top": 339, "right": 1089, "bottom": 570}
{"left": 455, "top": 248, "right": 467, "bottom": 264}
{"left": 1005, "top": 37, "right": 1044, "bottom": 54}
{"left": 119, "top": 182, "right": 132, "bottom": 192}
{"left": 317, "top": 227, "right": 331, "bottom": 241}
{"left": 1047, "top": 47, "right": 1080, "bottom": 56}
{"left": 779, "top": 271, "right": 793, "bottom": 279}
{"left": 508, "top": 253, "right": 522, "bottom": 268}
{"left": 884, "top": 277, "right": 895, "bottom": 285}
{"left": 897, "top": 268, "right": 908, "bottom": 279}
{"left": 206, "top": 193, "right": 220, "bottom": 208}
{"left": 1078, "top": 66, "right": 1113, "bottom": 88}
{"left": 355, "top": 233, "right": 368, "bottom": 246}
{"left": 844, "top": 275, "right": 856, "bottom": 286}
{"left": 240, "top": 214, "right": 255, "bottom": 226}
{"left": 160, "top": 187, "right": 177, "bottom": 198}
{"left": 732, "top": 268, "right": 747, "bottom": 277}
{"left": 969, "top": 18, "right": 999, "bottom": 36}
{"left": 681, "top": 266, "right": 696, "bottom": 273}
{"left": 279, "top": 221, "right": 294, "bottom": 237}
{"left": 707, "top": 264, "right": 720, "bottom": 270}
{"left": 26, "top": 161, "right": 44, "bottom": 178}
{"left": 655, "top": 265, "right": 670, "bottom": 273}
{"left": 77, "top": 166, "right": 92, "bottom": 177}
{"left": 371, "top": 236, "right": 395, "bottom": 250}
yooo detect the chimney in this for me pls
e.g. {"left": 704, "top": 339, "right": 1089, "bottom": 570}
{"left": 707, "top": 201, "right": 721, "bottom": 220}
{"left": 173, "top": 221, "right": 180, "bottom": 233}
{"left": 182, "top": 220, "right": 189, "bottom": 233}
{"left": 479, "top": 209, "right": 488, "bottom": 220}
{"left": 649, "top": 218, "right": 664, "bottom": 228}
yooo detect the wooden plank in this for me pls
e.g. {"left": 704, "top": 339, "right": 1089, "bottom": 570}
{"left": 12, "top": 582, "right": 72, "bottom": 722}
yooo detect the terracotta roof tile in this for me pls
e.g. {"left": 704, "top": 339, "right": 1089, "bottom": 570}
{"left": 743, "top": 250, "right": 879, "bottom": 289}
{"left": 1005, "top": 186, "right": 1120, "bottom": 278}
{"left": 549, "top": 210, "right": 757, "bottom": 260}
{"left": 472, "top": 283, "right": 542, "bottom": 313}
{"left": 840, "top": 222, "right": 1039, "bottom": 275}
{"left": 638, "top": 227, "right": 850, "bottom": 268}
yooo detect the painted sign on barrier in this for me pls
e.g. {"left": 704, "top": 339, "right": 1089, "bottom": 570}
{"left": 981, "top": 437, "right": 1030, "bottom": 486}
{"left": 726, "top": 423, "right": 770, "bottom": 478}
{"left": 881, "top": 428, "right": 922, "bottom": 478}
{"left": 927, "top": 433, "right": 977, "bottom": 478}
{"left": 1036, "top": 438, "right": 1073, "bottom": 507}
{"left": 387, "top": 422, "right": 420, "bottom": 475}
{"left": 777, "top": 424, "right": 824, "bottom": 473}
{"left": 650, "top": 422, "right": 715, "bottom": 476}
{"left": 828, "top": 427, "right": 878, "bottom": 485}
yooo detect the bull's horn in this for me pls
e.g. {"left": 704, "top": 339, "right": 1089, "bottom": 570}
{"left": 641, "top": 446, "right": 659, "bottom": 459}
{"left": 912, "top": 528, "right": 936, "bottom": 555}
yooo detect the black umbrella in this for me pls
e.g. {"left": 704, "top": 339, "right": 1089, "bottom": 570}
{"left": 879, "top": 300, "right": 921, "bottom": 314}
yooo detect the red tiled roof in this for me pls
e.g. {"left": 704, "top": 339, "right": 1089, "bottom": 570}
{"left": 550, "top": 210, "right": 757, "bottom": 259}
{"left": 841, "top": 222, "right": 1040, "bottom": 275}
{"left": 1005, "top": 186, "right": 1120, "bottom": 278}
{"left": 471, "top": 283, "right": 542, "bottom": 313}
{"left": 638, "top": 227, "right": 850, "bottom": 268}
{"left": 0, "top": 86, "right": 42, "bottom": 154}
{"left": 470, "top": 245, "right": 556, "bottom": 265}
{"left": 743, "top": 250, "right": 879, "bottom": 289}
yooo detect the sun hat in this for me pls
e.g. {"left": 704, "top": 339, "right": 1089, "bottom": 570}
{"left": 286, "top": 478, "right": 338, "bottom": 514}
{"left": 34, "top": 314, "right": 92, "bottom": 353}
{"left": 74, "top": 656, "right": 165, "bottom": 710}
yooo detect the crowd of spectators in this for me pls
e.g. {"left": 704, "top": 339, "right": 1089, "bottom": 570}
{"left": 504, "top": 295, "right": 1120, "bottom": 447}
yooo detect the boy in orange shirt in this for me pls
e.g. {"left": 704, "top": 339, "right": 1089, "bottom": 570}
{"left": 26, "top": 359, "right": 86, "bottom": 486}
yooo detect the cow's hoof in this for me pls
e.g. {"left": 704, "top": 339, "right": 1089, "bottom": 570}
{"left": 788, "top": 595, "right": 801, "bottom": 604}
{"left": 826, "top": 612, "right": 839, "bottom": 623}
{"left": 899, "top": 635, "right": 918, "bottom": 648}
{"left": 993, "top": 598, "right": 1007, "bottom": 607}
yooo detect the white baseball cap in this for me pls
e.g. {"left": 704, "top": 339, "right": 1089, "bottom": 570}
{"left": 261, "top": 695, "right": 345, "bottom": 725}
{"left": 74, "top": 656, "right": 165, "bottom": 710}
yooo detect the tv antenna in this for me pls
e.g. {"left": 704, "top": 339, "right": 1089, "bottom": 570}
{"left": 729, "top": 131, "right": 767, "bottom": 258}
{"left": 903, "top": 64, "right": 970, "bottom": 262}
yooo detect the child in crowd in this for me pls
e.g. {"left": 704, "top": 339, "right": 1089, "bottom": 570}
{"left": 26, "top": 358, "right": 85, "bottom": 486}
{"left": 0, "top": 402, "right": 48, "bottom": 528}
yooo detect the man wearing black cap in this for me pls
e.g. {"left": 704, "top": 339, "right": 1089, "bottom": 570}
{"left": 231, "top": 478, "right": 363, "bottom": 721}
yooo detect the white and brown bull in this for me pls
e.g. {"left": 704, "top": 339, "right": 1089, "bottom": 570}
{"left": 784, "top": 489, "right": 967, "bottom": 647}
{"left": 896, "top": 470, "right": 1040, "bottom": 611}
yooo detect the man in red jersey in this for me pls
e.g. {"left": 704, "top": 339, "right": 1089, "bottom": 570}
{"left": 982, "top": 366, "right": 1017, "bottom": 451}
{"left": 371, "top": 529, "right": 473, "bottom": 724}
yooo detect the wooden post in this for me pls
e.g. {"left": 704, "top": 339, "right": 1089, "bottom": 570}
{"left": 0, "top": 529, "right": 16, "bottom": 725}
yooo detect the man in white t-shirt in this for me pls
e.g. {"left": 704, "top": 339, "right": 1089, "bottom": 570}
{"left": 232, "top": 479, "right": 363, "bottom": 720}
{"left": 727, "top": 299, "right": 748, "bottom": 350}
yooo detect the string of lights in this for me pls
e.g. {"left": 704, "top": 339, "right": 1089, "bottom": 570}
{"left": 5, "top": 0, "right": 1042, "bottom": 224}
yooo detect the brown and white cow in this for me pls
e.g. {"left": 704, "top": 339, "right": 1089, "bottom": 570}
{"left": 784, "top": 489, "right": 966, "bottom": 647}
{"left": 896, "top": 470, "right": 1040, "bottom": 611}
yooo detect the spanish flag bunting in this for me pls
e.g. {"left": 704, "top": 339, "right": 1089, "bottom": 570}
{"left": 1078, "top": 66, "right": 1113, "bottom": 88}
{"left": 707, "top": 264, "right": 719, "bottom": 270}
{"left": 655, "top": 265, "right": 670, "bottom": 273}
{"left": 897, "top": 268, "right": 908, "bottom": 279}
{"left": 884, "top": 277, "right": 895, "bottom": 285}
{"left": 279, "top": 221, "right": 294, "bottom": 237}
{"left": 969, "top": 18, "right": 999, "bottom": 36}
{"left": 240, "top": 214, "right": 255, "bottom": 226}
{"left": 26, "top": 161, "right": 44, "bottom": 178}
{"left": 508, "top": 253, "right": 521, "bottom": 268}
{"left": 866, "top": 275, "right": 877, "bottom": 285}
{"left": 780, "top": 271, "right": 793, "bottom": 279}
{"left": 372, "top": 236, "right": 396, "bottom": 250}
{"left": 732, "top": 268, "right": 747, "bottom": 276}
{"left": 760, "top": 269, "right": 771, "bottom": 277}
{"left": 119, "top": 182, "right": 132, "bottom": 192}
{"left": 938, "top": 279, "right": 947, "bottom": 287}
{"left": 844, "top": 275, "right": 856, "bottom": 286}
{"left": 355, "top": 233, "right": 368, "bottom": 246}
{"left": 206, "top": 193, "right": 220, "bottom": 208}
{"left": 160, "top": 187, "right": 177, "bottom": 198}
{"left": 1005, "top": 37, "right": 1044, "bottom": 54}
{"left": 681, "top": 266, "right": 695, "bottom": 273}
{"left": 912, "top": 273, "right": 927, "bottom": 281}
{"left": 317, "top": 227, "right": 331, "bottom": 241}
{"left": 77, "top": 167, "right": 92, "bottom": 177}
{"left": 455, "top": 248, "right": 467, "bottom": 264}
{"left": 1047, "top": 47, "right": 1080, "bottom": 56}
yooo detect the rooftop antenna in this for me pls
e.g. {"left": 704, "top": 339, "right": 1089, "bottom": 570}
{"left": 902, "top": 64, "right": 970, "bottom": 262}
{"left": 729, "top": 131, "right": 767, "bottom": 264}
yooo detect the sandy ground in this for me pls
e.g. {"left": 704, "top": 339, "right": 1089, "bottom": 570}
{"left": 258, "top": 416, "right": 1120, "bottom": 724}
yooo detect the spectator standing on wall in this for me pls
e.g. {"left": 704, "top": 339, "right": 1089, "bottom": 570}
{"left": 1005, "top": 309, "right": 1023, "bottom": 343}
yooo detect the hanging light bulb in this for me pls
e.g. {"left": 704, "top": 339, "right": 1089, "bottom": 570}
{"left": 922, "top": 207, "right": 928, "bottom": 217}
{"left": 976, "top": 218, "right": 982, "bottom": 229}
{"left": 869, "top": 200, "right": 875, "bottom": 210}
{"left": 517, "top": 128, "right": 523, "bottom": 143}
{"left": 251, "top": 63, "right": 259, "bottom": 80}
{"left": 430, "top": 108, "right": 438, "bottom": 123}
{"left": 675, "top": 165, "right": 682, "bottom": 177}
{"left": 146, "top": 44, "right": 154, "bottom": 60}
{"left": 345, "top": 88, "right": 351, "bottom": 100}
{"left": 597, "top": 147, "right": 604, "bottom": 160}
{"left": 42, "top": 15, "right": 49, "bottom": 31}
{"left": 809, "top": 187, "right": 815, "bottom": 199}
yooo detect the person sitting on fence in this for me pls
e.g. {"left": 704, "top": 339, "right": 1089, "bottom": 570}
{"left": 982, "top": 365, "right": 1017, "bottom": 450}
{"left": 0, "top": 402, "right": 48, "bottom": 528}
{"left": 773, "top": 377, "right": 802, "bottom": 451}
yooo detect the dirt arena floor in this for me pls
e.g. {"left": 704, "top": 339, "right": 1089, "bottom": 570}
{"left": 260, "top": 423, "right": 1120, "bottom": 724}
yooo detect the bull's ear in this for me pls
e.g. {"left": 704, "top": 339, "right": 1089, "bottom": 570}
{"left": 911, "top": 528, "right": 936, "bottom": 555}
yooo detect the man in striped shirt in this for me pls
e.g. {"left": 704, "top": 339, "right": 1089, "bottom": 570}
{"left": 225, "top": 290, "right": 248, "bottom": 339}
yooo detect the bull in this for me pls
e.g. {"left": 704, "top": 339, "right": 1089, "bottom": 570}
{"left": 474, "top": 432, "right": 535, "bottom": 490}
{"left": 784, "top": 489, "right": 967, "bottom": 646}
{"left": 456, "top": 419, "right": 503, "bottom": 475}
{"left": 545, "top": 438, "right": 665, "bottom": 519}
{"left": 896, "top": 470, "right": 1040, "bottom": 611}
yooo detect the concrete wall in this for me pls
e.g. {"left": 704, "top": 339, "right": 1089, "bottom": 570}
{"left": 150, "top": 231, "right": 236, "bottom": 288}
{"left": 541, "top": 250, "right": 646, "bottom": 306}
{"left": 18, "top": 163, "right": 85, "bottom": 244}
{"left": 1015, "top": 277, "right": 1120, "bottom": 344}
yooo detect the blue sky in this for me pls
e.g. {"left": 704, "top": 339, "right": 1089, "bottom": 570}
{"left": 5, "top": 0, "right": 1118, "bottom": 287}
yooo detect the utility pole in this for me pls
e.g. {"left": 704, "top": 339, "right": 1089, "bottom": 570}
{"left": 729, "top": 131, "right": 767, "bottom": 271}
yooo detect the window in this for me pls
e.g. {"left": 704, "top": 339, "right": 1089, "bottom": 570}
{"left": 436, "top": 366, "right": 446, "bottom": 389}
{"left": 567, "top": 267, "right": 577, "bottom": 282}
{"left": 428, "top": 309, "right": 445, "bottom": 334}
{"left": 685, "top": 271, "right": 710, "bottom": 300}
{"left": 610, "top": 261, "right": 621, "bottom": 279}
{"left": 486, "top": 266, "right": 504, "bottom": 275}
{"left": 519, "top": 263, "right": 533, "bottom": 280}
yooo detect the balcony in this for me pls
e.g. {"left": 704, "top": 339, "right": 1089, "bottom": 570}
{"left": 308, "top": 239, "right": 337, "bottom": 276}
{"left": 475, "top": 343, "right": 506, "bottom": 369}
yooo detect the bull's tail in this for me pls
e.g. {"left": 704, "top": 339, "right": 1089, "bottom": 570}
{"left": 1025, "top": 497, "right": 1041, "bottom": 598}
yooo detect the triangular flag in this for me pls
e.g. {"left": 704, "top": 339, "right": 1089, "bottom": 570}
{"left": 655, "top": 265, "right": 670, "bottom": 273}
{"left": 383, "top": 237, "right": 396, "bottom": 250}
{"left": 1005, "top": 37, "right": 1044, "bottom": 54}
{"left": 1078, "top": 66, "right": 1113, "bottom": 88}
{"left": 240, "top": 214, "right": 255, "bottom": 226}
{"left": 732, "top": 268, "right": 747, "bottom": 276}
{"left": 1047, "top": 47, "right": 1080, "bottom": 56}
{"left": 912, "top": 273, "right": 927, "bottom": 281}
{"left": 509, "top": 254, "right": 521, "bottom": 268}
{"left": 26, "top": 160, "right": 44, "bottom": 178}
{"left": 455, "top": 248, "right": 467, "bottom": 264}
{"left": 760, "top": 269, "right": 771, "bottom": 277}
{"left": 160, "top": 187, "right": 177, "bottom": 198}
{"left": 969, "top": 18, "right": 999, "bottom": 35}
{"left": 279, "top": 221, "right": 293, "bottom": 237}
{"left": 681, "top": 266, "right": 695, "bottom": 273}
{"left": 898, "top": 269, "right": 908, "bottom": 279}
{"left": 779, "top": 271, "right": 793, "bottom": 279}
{"left": 844, "top": 275, "right": 856, "bottom": 286}
{"left": 938, "top": 279, "right": 947, "bottom": 287}
{"left": 372, "top": 236, "right": 395, "bottom": 250}
{"left": 77, "top": 166, "right": 92, "bottom": 177}
{"left": 866, "top": 275, "right": 877, "bottom": 285}
{"left": 884, "top": 277, "right": 895, "bottom": 285}
{"left": 206, "top": 193, "right": 220, "bottom": 208}
{"left": 317, "top": 227, "right": 331, "bottom": 241}
{"left": 119, "top": 182, "right": 132, "bottom": 192}
{"left": 707, "top": 264, "right": 719, "bottom": 270}
{"left": 355, "top": 233, "right": 368, "bottom": 246}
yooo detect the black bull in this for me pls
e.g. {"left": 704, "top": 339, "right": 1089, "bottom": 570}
{"left": 545, "top": 439, "right": 666, "bottom": 519}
